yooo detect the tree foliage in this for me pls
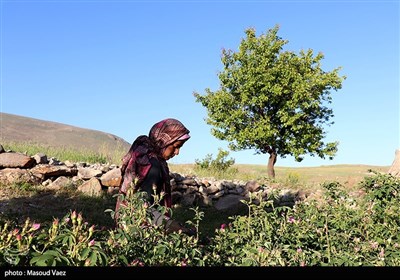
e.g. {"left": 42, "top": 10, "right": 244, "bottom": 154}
{"left": 194, "top": 25, "right": 346, "bottom": 162}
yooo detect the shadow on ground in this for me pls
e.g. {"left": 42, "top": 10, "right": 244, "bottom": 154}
{"left": 0, "top": 187, "right": 117, "bottom": 229}
{"left": 0, "top": 185, "right": 268, "bottom": 240}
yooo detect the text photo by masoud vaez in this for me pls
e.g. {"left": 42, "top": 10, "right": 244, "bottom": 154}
{"left": 3, "top": 268, "right": 66, "bottom": 277}
{"left": 1, "top": 266, "right": 389, "bottom": 277}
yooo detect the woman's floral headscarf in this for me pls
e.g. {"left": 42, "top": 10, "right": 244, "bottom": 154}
{"left": 117, "top": 118, "right": 190, "bottom": 210}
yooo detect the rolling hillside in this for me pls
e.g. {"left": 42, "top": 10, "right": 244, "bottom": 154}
{"left": 0, "top": 112, "right": 131, "bottom": 156}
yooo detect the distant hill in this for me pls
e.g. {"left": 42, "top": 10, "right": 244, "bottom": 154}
{"left": 0, "top": 112, "right": 131, "bottom": 156}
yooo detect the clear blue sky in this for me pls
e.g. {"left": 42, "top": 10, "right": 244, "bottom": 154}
{"left": 1, "top": 0, "right": 399, "bottom": 167}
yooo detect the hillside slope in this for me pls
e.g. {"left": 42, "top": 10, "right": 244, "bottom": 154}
{"left": 0, "top": 112, "right": 131, "bottom": 155}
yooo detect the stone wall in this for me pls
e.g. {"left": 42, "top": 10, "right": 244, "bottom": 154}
{"left": 0, "top": 146, "right": 304, "bottom": 212}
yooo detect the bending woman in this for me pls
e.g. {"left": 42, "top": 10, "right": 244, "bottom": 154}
{"left": 115, "top": 118, "right": 193, "bottom": 234}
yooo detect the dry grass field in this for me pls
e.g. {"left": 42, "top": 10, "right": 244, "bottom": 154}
{"left": 169, "top": 163, "right": 390, "bottom": 192}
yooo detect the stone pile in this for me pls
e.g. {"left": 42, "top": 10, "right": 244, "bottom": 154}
{"left": 0, "top": 145, "right": 304, "bottom": 212}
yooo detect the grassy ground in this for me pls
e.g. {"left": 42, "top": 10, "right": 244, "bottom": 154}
{"left": 0, "top": 163, "right": 389, "bottom": 241}
{"left": 169, "top": 163, "right": 389, "bottom": 191}
{"left": 0, "top": 139, "right": 390, "bottom": 239}
{"left": 0, "top": 136, "right": 393, "bottom": 244}
{"left": 168, "top": 163, "right": 390, "bottom": 238}
{"left": 0, "top": 184, "right": 117, "bottom": 229}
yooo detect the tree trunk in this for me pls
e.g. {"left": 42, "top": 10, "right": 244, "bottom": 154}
{"left": 267, "top": 147, "right": 277, "bottom": 179}
{"left": 388, "top": 149, "right": 400, "bottom": 177}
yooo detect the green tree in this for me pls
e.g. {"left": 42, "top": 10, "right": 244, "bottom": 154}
{"left": 194, "top": 25, "right": 346, "bottom": 178}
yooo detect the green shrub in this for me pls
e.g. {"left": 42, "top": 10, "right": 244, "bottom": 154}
{"left": 195, "top": 148, "right": 236, "bottom": 173}
{"left": 0, "top": 212, "right": 108, "bottom": 266}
